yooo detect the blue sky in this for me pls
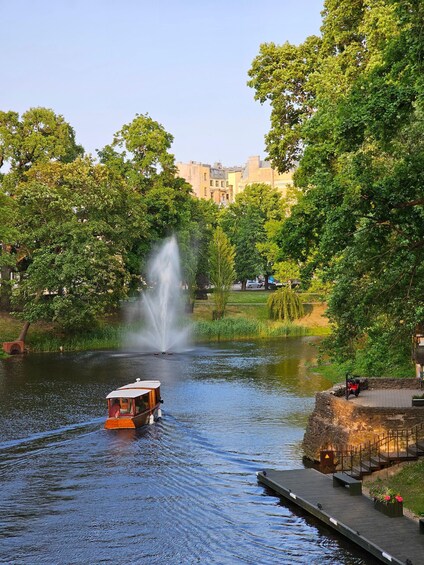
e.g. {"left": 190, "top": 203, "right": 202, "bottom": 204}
{"left": 2, "top": 0, "right": 324, "bottom": 166}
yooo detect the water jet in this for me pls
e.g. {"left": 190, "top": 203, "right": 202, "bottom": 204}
{"left": 126, "top": 236, "right": 191, "bottom": 354}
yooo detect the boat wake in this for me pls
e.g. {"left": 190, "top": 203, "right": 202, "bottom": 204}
{"left": 0, "top": 418, "right": 103, "bottom": 468}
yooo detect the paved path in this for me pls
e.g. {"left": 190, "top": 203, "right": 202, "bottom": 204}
{"left": 347, "top": 388, "right": 419, "bottom": 408}
{"left": 258, "top": 468, "right": 424, "bottom": 564}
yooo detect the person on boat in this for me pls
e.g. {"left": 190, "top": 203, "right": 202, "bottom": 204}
{"left": 110, "top": 399, "right": 121, "bottom": 418}
{"left": 136, "top": 396, "right": 148, "bottom": 414}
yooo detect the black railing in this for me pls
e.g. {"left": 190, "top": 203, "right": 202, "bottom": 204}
{"left": 332, "top": 421, "right": 424, "bottom": 478}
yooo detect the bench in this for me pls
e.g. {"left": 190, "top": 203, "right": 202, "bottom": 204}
{"left": 332, "top": 472, "right": 362, "bottom": 495}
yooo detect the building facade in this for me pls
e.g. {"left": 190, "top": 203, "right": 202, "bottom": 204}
{"left": 176, "top": 156, "right": 293, "bottom": 204}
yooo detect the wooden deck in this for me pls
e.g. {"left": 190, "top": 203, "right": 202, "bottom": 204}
{"left": 257, "top": 468, "right": 424, "bottom": 564}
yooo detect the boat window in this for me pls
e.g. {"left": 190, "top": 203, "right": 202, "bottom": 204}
{"left": 120, "top": 398, "right": 131, "bottom": 414}
{"left": 135, "top": 394, "right": 149, "bottom": 414}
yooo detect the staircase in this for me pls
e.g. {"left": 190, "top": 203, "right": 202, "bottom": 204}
{"left": 334, "top": 422, "right": 424, "bottom": 479}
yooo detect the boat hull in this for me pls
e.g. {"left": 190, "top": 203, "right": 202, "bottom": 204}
{"left": 104, "top": 405, "right": 161, "bottom": 430}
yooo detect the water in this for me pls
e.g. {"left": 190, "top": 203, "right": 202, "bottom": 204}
{"left": 0, "top": 338, "right": 378, "bottom": 564}
{"left": 127, "top": 236, "right": 191, "bottom": 353}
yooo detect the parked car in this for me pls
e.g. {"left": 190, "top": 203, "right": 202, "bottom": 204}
{"left": 247, "top": 279, "right": 263, "bottom": 289}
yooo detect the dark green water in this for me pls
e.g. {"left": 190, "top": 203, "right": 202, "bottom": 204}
{"left": 0, "top": 338, "right": 378, "bottom": 564}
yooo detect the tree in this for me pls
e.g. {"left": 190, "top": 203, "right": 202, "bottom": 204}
{"left": 98, "top": 114, "right": 196, "bottom": 286}
{"left": 98, "top": 113, "right": 176, "bottom": 191}
{"left": 209, "top": 227, "right": 236, "bottom": 320}
{"left": 12, "top": 157, "right": 146, "bottom": 331}
{"left": 0, "top": 107, "right": 83, "bottom": 186}
{"left": 249, "top": 0, "right": 424, "bottom": 369}
{"left": 0, "top": 107, "right": 84, "bottom": 315}
{"left": 267, "top": 287, "right": 304, "bottom": 321}
{"left": 178, "top": 198, "right": 218, "bottom": 311}
{"left": 220, "top": 183, "right": 286, "bottom": 289}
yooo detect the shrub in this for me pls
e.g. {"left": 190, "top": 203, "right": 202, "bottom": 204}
{"left": 267, "top": 287, "right": 304, "bottom": 321}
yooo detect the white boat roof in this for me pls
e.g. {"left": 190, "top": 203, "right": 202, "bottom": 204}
{"left": 120, "top": 380, "right": 161, "bottom": 390}
{"left": 106, "top": 388, "right": 151, "bottom": 399}
{"left": 106, "top": 380, "right": 161, "bottom": 399}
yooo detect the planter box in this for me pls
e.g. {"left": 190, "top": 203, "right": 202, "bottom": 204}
{"left": 412, "top": 398, "right": 424, "bottom": 407}
{"left": 373, "top": 499, "right": 403, "bottom": 517}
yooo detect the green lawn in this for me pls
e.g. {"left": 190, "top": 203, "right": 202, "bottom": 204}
{"left": 366, "top": 461, "right": 424, "bottom": 517}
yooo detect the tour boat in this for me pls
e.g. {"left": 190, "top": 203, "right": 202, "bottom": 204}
{"left": 104, "top": 379, "right": 162, "bottom": 429}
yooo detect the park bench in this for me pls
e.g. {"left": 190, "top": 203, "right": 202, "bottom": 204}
{"left": 332, "top": 472, "right": 362, "bottom": 495}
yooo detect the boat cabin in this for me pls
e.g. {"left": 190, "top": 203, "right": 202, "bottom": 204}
{"left": 105, "top": 379, "right": 162, "bottom": 429}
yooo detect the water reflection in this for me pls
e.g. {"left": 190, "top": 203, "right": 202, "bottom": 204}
{"left": 0, "top": 338, "right": 376, "bottom": 564}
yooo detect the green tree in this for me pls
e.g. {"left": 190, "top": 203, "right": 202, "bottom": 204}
{"left": 98, "top": 114, "right": 196, "bottom": 285}
{"left": 220, "top": 183, "right": 286, "bottom": 289}
{"left": 267, "top": 287, "right": 304, "bottom": 321}
{"left": 12, "top": 158, "right": 146, "bottom": 331}
{"left": 98, "top": 113, "right": 176, "bottom": 191}
{"left": 209, "top": 227, "right": 236, "bottom": 320}
{"left": 249, "top": 0, "right": 424, "bottom": 369}
{"left": 0, "top": 107, "right": 84, "bottom": 314}
{"left": 178, "top": 198, "right": 218, "bottom": 311}
{"left": 0, "top": 107, "right": 83, "bottom": 186}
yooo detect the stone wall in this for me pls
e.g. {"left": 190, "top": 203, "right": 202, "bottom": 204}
{"left": 303, "top": 379, "right": 424, "bottom": 461}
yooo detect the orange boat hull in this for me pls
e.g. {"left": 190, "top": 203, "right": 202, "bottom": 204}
{"left": 104, "top": 405, "right": 159, "bottom": 430}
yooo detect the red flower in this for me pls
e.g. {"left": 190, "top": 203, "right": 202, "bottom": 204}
{"left": 384, "top": 495, "right": 391, "bottom": 501}
{"left": 395, "top": 495, "right": 403, "bottom": 503}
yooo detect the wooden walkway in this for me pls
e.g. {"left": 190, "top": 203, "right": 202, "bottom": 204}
{"left": 257, "top": 468, "right": 424, "bottom": 565}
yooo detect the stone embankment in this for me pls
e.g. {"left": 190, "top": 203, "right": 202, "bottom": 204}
{"left": 303, "top": 378, "right": 424, "bottom": 461}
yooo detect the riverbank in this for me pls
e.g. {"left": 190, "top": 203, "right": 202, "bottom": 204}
{"left": 0, "top": 292, "right": 330, "bottom": 353}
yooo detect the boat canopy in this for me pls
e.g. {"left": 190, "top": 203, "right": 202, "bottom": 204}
{"left": 106, "top": 380, "right": 161, "bottom": 400}
{"left": 119, "top": 380, "right": 160, "bottom": 390}
{"left": 106, "top": 388, "right": 151, "bottom": 399}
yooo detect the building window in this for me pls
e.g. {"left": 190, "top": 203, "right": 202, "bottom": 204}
{"left": 204, "top": 188, "right": 207, "bottom": 197}
{"left": 204, "top": 173, "right": 207, "bottom": 181}
{"left": 221, "top": 181, "right": 224, "bottom": 187}
{"left": 210, "top": 180, "right": 213, "bottom": 186}
{"left": 215, "top": 180, "right": 219, "bottom": 187}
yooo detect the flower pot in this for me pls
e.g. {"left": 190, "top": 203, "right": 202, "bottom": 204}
{"left": 412, "top": 398, "right": 424, "bottom": 407}
{"left": 373, "top": 499, "right": 403, "bottom": 517}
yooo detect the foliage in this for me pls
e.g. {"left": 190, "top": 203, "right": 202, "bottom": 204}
{"left": 220, "top": 183, "right": 286, "bottom": 285}
{"left": 98, "top": 114, "right": 197, "bottom": 285}
{"left": 11, "top": 158, "right": 144, "bottom": 330}
{"left": 0, "top": 107, "right": 83, "bottom": 183}
{"left": 97, "top": 113, "right": 176, "bottom": 188}
{"left": 249, "top": 0, "right": 424, "bottom": 368}
{"left": 209, "top": 227, "right": 236, "bottom": 319}
{"left": 370, "top": 459, "right": 424, "bottom": 516}
{"left": 267, "top": 287, "right": 304, "bottom": 321}
{"left": 178, "top": 198, "right": 218, "bottom": 308}
{"left": 369, "top": 481, "right": 403, "bottom": 504}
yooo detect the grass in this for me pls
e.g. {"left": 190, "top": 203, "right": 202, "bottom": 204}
{"left": 193, "top": 317, "right": 323, "bottom": 341}
{"left": 366, "top": 461, "right": 424, "bottom": 516}
{"left": 0, "top": 292, "right": 330, "bottom": 352}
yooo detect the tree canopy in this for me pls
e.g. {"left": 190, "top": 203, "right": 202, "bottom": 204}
{"left": 0, "top": 107, "right": 211, "bottom": 334}
{"left": 249, "top": 0, "right": 424, "bottom": 371}
{"left": 220, "top": 183, "right": 286, "bottom": 287}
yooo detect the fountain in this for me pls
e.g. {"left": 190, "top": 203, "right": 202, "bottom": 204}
{"left": 127, "top": 236, "right": 191, "bottom": 353}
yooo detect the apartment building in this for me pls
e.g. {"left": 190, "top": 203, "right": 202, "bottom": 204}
{"left": 176, "top": 156, "right": 293, "bottom": 204}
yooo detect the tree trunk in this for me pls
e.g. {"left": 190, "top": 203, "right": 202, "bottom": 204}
{"left": 241, "top": 280, "right": 247, "bottom": 291}
{"left": 18, "top": 321, "right": 31, "bottom": 342}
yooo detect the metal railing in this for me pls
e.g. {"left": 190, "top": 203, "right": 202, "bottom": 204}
{"left": 332, "top": 421, "right": 424, "bottom": 478}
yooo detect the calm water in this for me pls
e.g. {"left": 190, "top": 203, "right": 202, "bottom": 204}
{"left": 0, "top": 338, "right": 377, "bottom": 564}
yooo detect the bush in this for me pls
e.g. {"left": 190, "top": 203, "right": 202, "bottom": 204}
{"left": 267, "top": 287, "right": 304, "bottom": 321}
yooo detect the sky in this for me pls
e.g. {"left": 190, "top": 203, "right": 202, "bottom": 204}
{"left": 1, "top": 0, "right": 324, "bottom": 167}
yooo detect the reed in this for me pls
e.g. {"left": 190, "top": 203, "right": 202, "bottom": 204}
{"left": 192, "top": 317, "right": 324, "bottom": 341}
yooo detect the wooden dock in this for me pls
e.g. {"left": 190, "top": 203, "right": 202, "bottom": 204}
{"left": 257, "top": 468, "right": 424, "bottom": 565}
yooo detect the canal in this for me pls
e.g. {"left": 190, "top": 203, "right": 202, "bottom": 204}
{"left": 0, "top": 338, "right": 378, "bottom": 564}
